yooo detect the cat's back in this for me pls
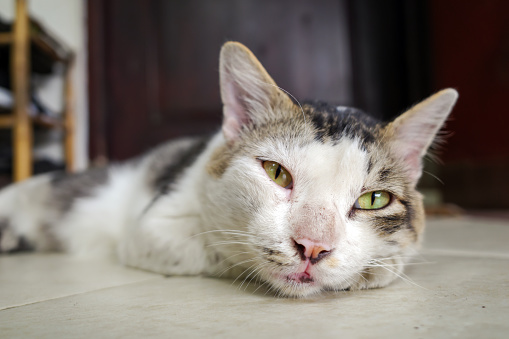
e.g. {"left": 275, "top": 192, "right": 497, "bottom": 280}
{"left": 0, "top": 134, "right": 215, "bottom": 253}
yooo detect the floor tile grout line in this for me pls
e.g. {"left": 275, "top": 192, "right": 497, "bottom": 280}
{"left": 0, "top": 276, "right": 165, "bottom": 312}
{"left": 421, "top": 248, "right": 509, "bottom": 260}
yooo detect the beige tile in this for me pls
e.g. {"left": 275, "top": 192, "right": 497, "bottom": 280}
{"left": 423, "top": 217, "right": 509, "bottom": 257}
{"left": 1, "top": 254, "right": 508, "bottom": 338}
{"left": 1, "top": 217, "right": 507, "bottom": 337}
{"left": 0, "top": 253, "right": 160, "bottom": 310}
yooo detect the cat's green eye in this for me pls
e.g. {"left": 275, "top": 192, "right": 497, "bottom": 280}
{"left": 354, "top": 191, "right": 391, "bottom": 210}
{"left": 263, "top": 161, "right": 293, "bottom": 188}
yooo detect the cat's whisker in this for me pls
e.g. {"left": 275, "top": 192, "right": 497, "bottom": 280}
{"left": 368, "top": 261, "right": 427, "bottom": 290}
{"left": 240, "top": 262, "right": 269, "bottom": 291}
{"left": 190, "top": 229, "right": 255, "bottom": 239}
{"left": 422, "top": 170, "right": 445, "bottom": 185}
{"left": 369, "top": 258, "right": 407, "bottom": 267}
{"left": 357, "top": 271, "right": 369, "bottom": 283}
{"left": 252, "top": 267, "right": 268, "bottom": 289}
{"left": 206, "top": 241, "right": 252, "bottom": 248}
{"left": 380, "top": 261, "right": 436, "bottom": 266}
{"left": 369, "top": 254, "right": 426, "bottom": 264}
{"left": 256, "top": 80, "right": 307, "bottom": 123}
{"left": 264, "top": 281, "right": 281, "bottom": 297}
{"left": 217, "top": 257, "right": 258, "bottom": 277}
{"left": 231, "top": 261, "right": 261, "bottom": 287}
{"left": 366, "top": 260, "right": 433, "bottom": 267}
{"left": 215, "top": 251, "right": 252, "bottom": 267}
{"left": 239, "top": 263, "right": 261, "bottom": 289}
{"left": 395, "top": 270, "right": 427, "bottom": 289}
{"left": 252, "top": 279, "right": 270, "bottom": 295}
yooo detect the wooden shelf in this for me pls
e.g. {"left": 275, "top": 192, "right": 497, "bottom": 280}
{"left": 1, "top": 19, "right": 74, "bottom": 62}
{"left": 1, "top": 0, "right": 75, "bottom": 181}
{"left": 0, "top": 113, "right": 65, "bottom": 129}
{"left": 0, "top": 115, "right": 14, "bottom": 127}
{"left": 30, "top": 18, "right": 73, "bottom": 63}
{"left": 0, "top": 32, "right": 13, "bottom": 44}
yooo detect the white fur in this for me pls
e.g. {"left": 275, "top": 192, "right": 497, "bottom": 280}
{"left": 0, "top": 42, "right": 456, "bottom": 298}
{"left": 200, "top": 135, "right": 411, "bottom": 296}
{"left": 58, "top": 164, "right": 151, "bottom": 259}
{"left": 0, "top": 174, "right": 59, "bottom": 251}
{"left": 0, "top": 131, "right": 413, "bottom": 297}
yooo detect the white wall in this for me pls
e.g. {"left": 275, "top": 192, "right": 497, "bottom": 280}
{"left": 0, "top": 0, "right": 88, "bottom": 170}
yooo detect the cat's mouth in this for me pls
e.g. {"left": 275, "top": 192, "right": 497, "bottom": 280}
{"left": 286, "top": 272, "right": 314, "bottom": 284}
{"left": 281, "top": 259, "right": 318, "bottom": 286}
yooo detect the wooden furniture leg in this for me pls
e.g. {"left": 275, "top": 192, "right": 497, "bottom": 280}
{"left": 63, "top": 57, "right": 75, "bottom": 172}
{"left": 12, "top": 0, "right": 32, "bottom": 182}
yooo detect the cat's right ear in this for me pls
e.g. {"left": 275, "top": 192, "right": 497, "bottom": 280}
{"left": 384, "top": 88, "right": 458, "bottom": 184}
{"left": 219, "top": 42, "right": 282, "bottom": 142}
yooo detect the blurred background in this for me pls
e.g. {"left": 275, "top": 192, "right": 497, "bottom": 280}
{"left": 0, "top": 0, "right": 508, "bottom": 213}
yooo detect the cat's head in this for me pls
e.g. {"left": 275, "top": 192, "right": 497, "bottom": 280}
{"left": 204, "top": 42, "right": 458, "bottom": 297}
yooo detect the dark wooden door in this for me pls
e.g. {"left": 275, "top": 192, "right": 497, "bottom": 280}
{"left": 88, "top": 0, "right": 353, "bottom": 162}
{"left": 430, "top": 0, "right": 509, "bottom": 208}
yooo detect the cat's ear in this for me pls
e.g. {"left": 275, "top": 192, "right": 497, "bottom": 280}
{"left": 384, "top": 89, "right": 458, "bottom": 184}
{"left": 219, "top": 42, "right": 289, "bottom": 141}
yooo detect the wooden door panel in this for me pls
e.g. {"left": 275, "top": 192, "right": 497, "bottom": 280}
{"left": 88, "top": 0, "right": 352, "bottom": 161}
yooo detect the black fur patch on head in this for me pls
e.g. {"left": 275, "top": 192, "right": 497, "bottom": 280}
{"left": 51, "top": 167, "right": 110, "bottom": 213}
{"left": 305, "top": 101, "right": 381, "bottom": 149}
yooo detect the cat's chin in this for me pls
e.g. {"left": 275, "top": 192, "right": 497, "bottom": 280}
{"left": 273, "top": 280, "right": 323, "bottom": 298}
{"left": 262, "top": 272, "right": 326, "bottom": 298}
{"left": 263, "top": 267, "right": 362, "bottom": 298}
{"left": 287, "top": 272, "right": 314, "bottom": 284}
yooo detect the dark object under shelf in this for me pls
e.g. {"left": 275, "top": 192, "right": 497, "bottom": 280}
{"left": 0, "top": 15, "right": 71, "bottom": 88}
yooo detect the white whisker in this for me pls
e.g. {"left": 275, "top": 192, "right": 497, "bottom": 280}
{"left": 190, "top": 229, "right": 255, "bottom": 239}
{"left": 257, "top": 80, "right": 307, "bottom": 123}
{"left": 240, "top": 263, "right": 269, "bottom": 291}
{"left": 422, "top": 170, "right": 445, "bottom": 185}
{"left": 217, "top": 257, "right": 258, "bottom": 277}
{"left": 215, "top": 251, "right": 252, "bottom": 267}
{"left": 206, "top": 241, "right": 251, "bottom": 247}
{"left": 231, "top": 262, "right": 260, "bottom": 286}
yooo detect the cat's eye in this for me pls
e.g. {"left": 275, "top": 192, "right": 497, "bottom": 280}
{"left": 263, "top": 161, "right": 293, "bottom": 188}
{"left": 354, "top": 191, "right": 391, "bottom": 210}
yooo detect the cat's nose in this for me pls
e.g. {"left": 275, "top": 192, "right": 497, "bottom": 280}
{"left": 293, "top": 238, "right": 332, "bottom": 264}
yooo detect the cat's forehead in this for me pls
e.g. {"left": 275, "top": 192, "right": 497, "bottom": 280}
{"left": 303, "top": 101, "right": 383, "bottom": 148}
{"left": 254, "top": 133, "right": 370, "bottom": 209}
{"left": 243, "top": 100, "right": 385, "bottom": 155}
{"left": 248, "top": 114, "right": 372, "bottom": 181}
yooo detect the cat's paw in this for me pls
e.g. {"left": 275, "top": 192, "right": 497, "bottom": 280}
{"left": 349, "top": 258, "right": 405, "bottom": 290}
{"left": 0, "top": 220, "right": 33, "bottom": 253}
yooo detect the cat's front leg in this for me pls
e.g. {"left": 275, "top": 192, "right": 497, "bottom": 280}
{"left": 349, "top": 257, "right": 406, "bottom": 290}
{"left": 118, "top": 213, "right": 210, "bottom": 276}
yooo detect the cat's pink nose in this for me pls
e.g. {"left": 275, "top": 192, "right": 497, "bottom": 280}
{"left": 293, "top": 238, "right": 332, "bottom": 264}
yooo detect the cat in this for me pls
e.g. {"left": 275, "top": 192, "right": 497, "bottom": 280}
{"left": 0, "top": 42, "right": 457, "bottom": 297}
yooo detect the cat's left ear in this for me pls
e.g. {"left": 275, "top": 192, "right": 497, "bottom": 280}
{"left": 384, "top": 89, "right": 458, "bottom": 184}
{"left": 219, "top": 42, "right": 292, "bottom": 142}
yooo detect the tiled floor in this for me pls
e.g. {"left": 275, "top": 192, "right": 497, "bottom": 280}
{"left": 1, "top": 217, "right": 508, "bottom": 338}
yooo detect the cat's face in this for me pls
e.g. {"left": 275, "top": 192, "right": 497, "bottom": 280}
{"left": 203, "top": 42, "right": 457, "bottom": 297}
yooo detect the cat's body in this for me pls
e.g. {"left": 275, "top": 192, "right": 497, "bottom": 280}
{"left": 0, "top": 42, "right": 458, "bottom": 297}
